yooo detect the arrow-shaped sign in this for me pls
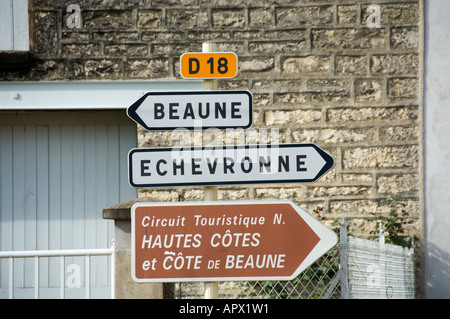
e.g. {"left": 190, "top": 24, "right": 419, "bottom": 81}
{"left": 127, "top": 90, "right": 252, "bottom": 131}
{"left": 128, "top": 143, "right": 334, "bottom": 188}
{"left": 131, "top": 200, "right": 338, "bottom": 282}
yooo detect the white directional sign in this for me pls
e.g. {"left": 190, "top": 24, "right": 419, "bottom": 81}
{"left": 128, "top": 144, "right": 334, "bottom": 188}
{"left": 127, "top": 90, "right": 252, "bottom": 130}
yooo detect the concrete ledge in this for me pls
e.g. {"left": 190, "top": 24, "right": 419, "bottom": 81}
{"left": 103, "top": 197, "right": 155, "bottom": 220}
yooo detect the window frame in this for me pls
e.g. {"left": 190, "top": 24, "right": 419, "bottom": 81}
{"left": 0, "top": 0, "right": 29, "bottom": 52}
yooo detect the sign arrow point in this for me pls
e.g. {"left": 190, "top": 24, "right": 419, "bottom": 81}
{"left": 127, "top": 93, "right": 149, "bottom": 129}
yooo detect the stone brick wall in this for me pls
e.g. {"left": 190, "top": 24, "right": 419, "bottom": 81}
{"left": 1, "top": 0, "right": 421, "bottom": 240}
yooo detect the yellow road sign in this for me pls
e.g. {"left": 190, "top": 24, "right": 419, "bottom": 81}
{"left": 180, "top": 52, "right": 238, "bottom": 79}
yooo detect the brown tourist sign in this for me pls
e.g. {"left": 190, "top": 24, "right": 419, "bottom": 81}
{"left": 131, "top": 200, "right": 337, "bottom": 282}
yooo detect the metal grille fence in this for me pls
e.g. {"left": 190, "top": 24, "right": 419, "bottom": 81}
{"left": 174, "top": 220, "right": 415, "bottom": 299}
{"left": 175, "top": 246, "right": 340, "bottom": 299}
{"left": 0, "top": 242, "right": 115, "bottom": 299}
{"left": 346, "top": 235, "right": 415, "bottom": 299}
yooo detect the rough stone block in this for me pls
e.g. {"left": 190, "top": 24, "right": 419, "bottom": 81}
{"left": 28, "top": 59, "right": 68, "bottom": 81}
{"left": 252, "top": 93, "right": 271, "bottom": 109}
{"left": 126, "top": 58, "right": 169, "bottom": 79}
{"left": 167, "top": 9, "right": 209, "bottom": 29}
{"left": 274, "top": 90, "right": 350, "bottom": 105}
{"left": 292, "top": 127, "right": 377, "bottom": 145}
{"left": 218, "top": 79, "right": 250, "bottom": 90}
{"left": 137, "top": 190, "right": 181, "bottom": 201}
{"left": 92, "top": 31, "right": 139, "bottom": 42}
{"left": 183, "top": 189, "right": 203, "bottom": 201}
{"left": 273, "top": 92, "right": 308, "bottom": 105}
{"left": 62, "top": 0, "right": 142, "bottom": 10}
{"left": 83, "top": 10, "right": 134, "bottom": 29}
{"left": 153, "top": 0, "right": 196, "bottom": 5}
{"left": 142, "top": 31, "right": 185, "bottom": 42}
{"left": 186, "top": 30, "right": 232, "bottom": 42}
{"left": 216, "top": 41, "right": 246, "bottom": 54}
{"left": 138, "top": 129, "right": 196, "bottom": 147}
{"left": 218, "top": 189, "right": 249, "bottom": 200}
{"left": 249, "top": 40, "right": 306, "bottom": 54}
{"left": 370, "top": 54, "right": 418, "bottom": 75}
{"left": 265, "top": 109, "right": 322, "bottom": 127}
{"left": 388, "top": 77, "right": 418, "bottom": 100}
{"left": 307, "top": 78, "right": 351, "bottom": 91}
{"left": 254, "top": 187, "right": 306, "bottom": 200}
{"left": 249, "top": 8, "right": 274, "bottom": 26}
{"left": 71, "top": 59, "right": 122, "bottom": 79}
{"left": 331, "top": 200, "right": 379, "bottom": 218}
{"left": 377, "top": 173, "right": 419, "bottom": 194}
{"left": 335, "top": 55, "right": 367, "bottom": 75}
{"left": 264, "top": 28, "right": 308, "bottom": 39}
{"left": 212, "top": 9, "right": 246, "bottom": 28}
{"left": 312, "top": 28, "right": 387, "bottom": 51}
{"left": 61, "top": 30, "right": 90, "bottom": 42}
{"left": 253, "top": 79, "right": 304, "bottom": 92}
{"left": 283, "top": 56, "right": 331, "bottom": 75}
{"left": 342, "top": 173, "right": 373, "bottom": 183}
{"left": 33, "top": 11, "right": 59, "bottom": 56}
{"left": 231, "top": 30, "right": 262, "bottom": 40}
{"left": 276, "top": 6, "right": 334, "bottom": 26}
{"left": 137, "top": 10, "right": 163, "bottom": 29}
{"left": 343, "top": 145, "right": 419, "bottom": 169}
{"left": 337, "top": 5, "right": 358, "bottom": 24}
{"left": 62, "top": 43, "right": 102, "bottom": 57}
{"left": 239, "top": 57, "right": 275, "bottom": 73}
{"left": 391, "top": 26, "right": 419, "bottom": 50}
{"left": 355, "top": 78, "right": 383, "bottom": 103}
{"left": 201, "top": 0, "right": 257, "bottom": 5}
{"left": 104, "top": 44, "right": 148, "bottom": 56}
{"left": 330, "top": 199, "right": 419, "bottom": 220}
{"left": 379, "top": 126, "right": 419, "bottom": 143}
{"left": 308, "top": 185, "right": 372, "bottom": 197}
{"left": 327, "top": 106, "right": 418, "bottom": 124}
{"left": 152, "top": 42, "right": 200, "bottom": 55}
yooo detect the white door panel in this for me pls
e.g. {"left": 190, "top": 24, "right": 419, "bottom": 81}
{"left": 0, "top": 111, "right": 137, "bottom": 298}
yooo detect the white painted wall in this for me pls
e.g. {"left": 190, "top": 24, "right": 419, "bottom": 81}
{"left": 424, "top": 0, "right": 450, "bottom": 298}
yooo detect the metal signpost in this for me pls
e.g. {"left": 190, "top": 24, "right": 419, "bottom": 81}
{"left": 199, "top": 43, "right": 221, "bottom": 298}
{"left": 131, "top": 200, "right": 338, "bottom": 282}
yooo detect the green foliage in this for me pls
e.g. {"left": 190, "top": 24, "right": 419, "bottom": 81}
{"left": 368, "top": 196, "right": 413, "bottom": 248}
